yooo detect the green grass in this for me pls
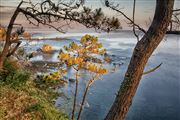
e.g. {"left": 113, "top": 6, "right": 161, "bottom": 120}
{"left": 0, "top": 59, "right": 69, "bottom": 120}
{"left": 0, "top": 59, "right": 30, "bottom": 89}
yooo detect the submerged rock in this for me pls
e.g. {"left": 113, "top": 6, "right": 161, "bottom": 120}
{"left": 111, "top": 54, "right": 116, "bottom": 57}
{"left": 69, "top": 78, "right": 76, "bottom": 83}
{"left": 113, "top": 62, "right": 124, "bottom": 66}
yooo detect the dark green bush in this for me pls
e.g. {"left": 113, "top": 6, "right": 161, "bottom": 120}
{"left": 0, "top": 59, "right": 30, "bottom": 89}
{"left": 25, "top": 103, "right": 43, "bottom": 112}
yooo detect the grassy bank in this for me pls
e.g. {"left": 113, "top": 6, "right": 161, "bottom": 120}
{"left": 0, "top": 59, "right": 69, "bottom": 120}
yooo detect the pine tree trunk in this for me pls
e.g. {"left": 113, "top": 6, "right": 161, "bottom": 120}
{"left": 105, "top": 0, "right": 174, "bottom": 120}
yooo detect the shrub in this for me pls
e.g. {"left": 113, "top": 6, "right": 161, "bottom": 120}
{"left": 0, "top": 59, "right": 69, "bottom": 120}
{"left": 0, "top": 59, "right": 30, "bottom": 89}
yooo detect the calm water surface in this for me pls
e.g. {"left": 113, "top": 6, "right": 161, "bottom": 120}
{"left": 22, "top": 32, "right": 180, "bottom": 120}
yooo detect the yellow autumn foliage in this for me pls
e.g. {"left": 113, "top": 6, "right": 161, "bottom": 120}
{"left": 23, "top": 32, "right": 31, "bottom": 39}
{"left": 0, "top": 27, "right": 6, "bottom": 41}
{"left": 58, "top": 53, "right": 70, "bottom": 61}
{"left": 97, "top": 68, "right": 108, "bottom": 74}
{"left": 42, "top": 44, "right": 53, "bottom": 53}
{"left": 43, "top": 71, "right": 63, "bottom": 81}
{"left": 86, "top": 63, "right": 108, "bottom": 74}
{"left": 58, "top": 34, "right": 108, "bottom": 74}
{"left": 67, "top": 57, "right": 74, "bottom": 65}
{"left": 74, "top": 57, "right": 83, "bottom": 64}
{"left": 70, "top": 42, "right": 79, "bottom": 50}
{"left": 66, "top": 56, "right": 84, "bottom": 66}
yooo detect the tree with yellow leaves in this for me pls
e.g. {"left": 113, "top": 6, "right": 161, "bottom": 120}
{"left": 58, "top": 34, "right": 108, "bottom": 120}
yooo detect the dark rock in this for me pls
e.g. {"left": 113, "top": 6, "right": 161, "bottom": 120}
{"left": 112, "top": 54, "right": 116, "bottom": 57}
{"left": 104, "top": 53, "right": 108, "bottom": 57}
{"left": 113, "top": 63, "right": 116, "bottom": 66}
{"left": 69, "top": 78, "right": 76, "bottom": 83}
{"left": 36, "top": 48, "right": 43, "bottom": 52}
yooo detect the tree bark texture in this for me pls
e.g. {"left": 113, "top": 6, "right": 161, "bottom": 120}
{"left": 105, "top": 0, "right": 174, "bottom": 120}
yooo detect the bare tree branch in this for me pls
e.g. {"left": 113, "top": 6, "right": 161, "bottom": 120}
{"left": 173, "top": 9, "right": 180, "bottom": 12}
{"left": 7, "top": 41, "right": 22, "bottom": 57}
{"left": 71, "top": 69, "right": 79, "bottom": 120}
{"left": 18, "top": 0, "right": 121, "bottom": 33}
{"left": 104, "top": 0, "right": 146, "bottom": 34}
{"left": 143, "top": 63, "right": 162, "bottom": 75}
{"left": 168, "top": 8, "right": 180, "bottom": 32}
{"left": 0, "top": 0, "right": 122, "bottom": 69}
{"left": 132, "top": 0, "right": 139, "bottom": 41}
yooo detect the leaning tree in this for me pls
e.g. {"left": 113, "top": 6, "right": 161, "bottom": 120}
{"left": 104, "top": 0, "right": 174, "bottom": 119}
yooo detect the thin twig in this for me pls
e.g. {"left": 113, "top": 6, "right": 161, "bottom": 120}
{"left": 7, "top": 41, "right": 22, "bottom": 57}
{"left": 106, "top": 0, "right": 146, "bottom": 34}
{"left": 132, "top": 0, "right": 139, "bottom": 41}
{"left": 173, "top": 9, "right": 180, "bottom": 12}
{"left": 77, "top": 74, "right": 99, "bottom": 120}
{"left": 71, "top": 70, "right": 79, "bottom": 120}
{"left": 143, "top": 63, "right": 162, "bottom": 75}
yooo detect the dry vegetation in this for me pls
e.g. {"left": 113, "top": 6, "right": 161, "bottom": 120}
{"left": 0, "top": 59, "right": 69, "bottom": 120}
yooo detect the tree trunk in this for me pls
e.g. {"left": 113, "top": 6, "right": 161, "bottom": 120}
{"left": 105, "top": 0, "right": 174, "bottom": 120}
{"left": 0, "top": 1, "right": 23, "bottom": 70}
